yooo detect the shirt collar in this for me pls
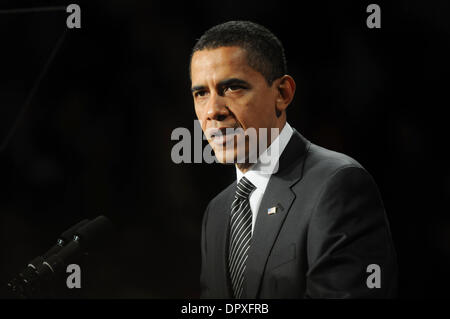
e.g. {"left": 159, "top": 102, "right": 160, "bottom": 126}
{"left": 236, "top": 122, "right": 294, "bottom": 185}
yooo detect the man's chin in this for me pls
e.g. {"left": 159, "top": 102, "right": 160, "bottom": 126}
{"left": 212, "top": 143, "right": 252, "bottom": 164}
{"left": 212, "top": 147, "right": 242, "bottom": 164}
{"left": 214, "top": 152, "right": 237, "bottom": 165}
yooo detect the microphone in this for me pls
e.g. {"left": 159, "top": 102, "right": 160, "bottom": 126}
{"left": 5, "top": 216, "right": 113, "bottom": 298}
{"left": 26, "top": 219, "right": 90, "bottom": 271}
{"left": 41, "top": 216, "right": 113, "bottom": 275}
{"left": 7, "top": 218, "right": 90, "bottom": 297}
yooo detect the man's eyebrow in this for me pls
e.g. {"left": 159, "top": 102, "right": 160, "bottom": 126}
{"left": 218, "top": 78, "right": 250, "bottom": 88}
{"left": 191, "top": 78, "right": 251, "bottom": 93}
{"left": 191, "top": 85, "right": 206, "bottom": 93}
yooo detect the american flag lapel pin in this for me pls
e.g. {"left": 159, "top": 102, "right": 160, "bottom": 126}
{"left": 267, "top": 206, "right": 277, "bottom": 215}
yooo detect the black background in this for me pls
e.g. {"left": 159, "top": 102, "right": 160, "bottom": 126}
{"left": 0, "top": 0, "right": 449, "bottom": 298}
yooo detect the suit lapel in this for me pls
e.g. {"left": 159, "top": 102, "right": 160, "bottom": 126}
{"left": 243, "top": 130, "right": 310, "bottom": 298}
{"left": 216, "top": 182, "right": 235, "bottom": 298}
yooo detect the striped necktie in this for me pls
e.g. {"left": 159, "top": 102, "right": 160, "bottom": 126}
{"left": 228, "top": 176, "right": 256, "bottom": 298}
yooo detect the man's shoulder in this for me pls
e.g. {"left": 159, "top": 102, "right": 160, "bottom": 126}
{"left": 305, "top": 142, "right": 364, "bottom": 174}
{"left": 283, "top": 130, "right": 367, "bottom": 181}
{"left": 300, "top": 141, "right": 376, "bottom": 192}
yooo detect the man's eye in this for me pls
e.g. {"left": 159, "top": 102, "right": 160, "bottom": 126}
{"left": 195, "top": 91, "right": 208, "bottom": 97}
{"left": 225, "top": 85, "right": 243, "bottom": 93}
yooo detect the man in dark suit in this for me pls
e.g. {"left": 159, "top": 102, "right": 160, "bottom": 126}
{"left": 190, "top": 21, "right": 397, "bottom": 298}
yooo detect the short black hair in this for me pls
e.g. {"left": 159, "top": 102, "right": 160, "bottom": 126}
{"left": 191, "top": 21, "right": 287, "bottom": 85}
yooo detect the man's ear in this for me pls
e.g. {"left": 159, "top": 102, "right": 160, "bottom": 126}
{"left": 275, "top": 75, "right": 296, "bottom": 115}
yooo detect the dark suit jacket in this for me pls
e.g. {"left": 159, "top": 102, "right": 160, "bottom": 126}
{"left": 200, "top": 129, "right": 397, "bottom": 298}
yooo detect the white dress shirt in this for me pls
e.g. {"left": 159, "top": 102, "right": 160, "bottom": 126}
{"left": 235, "top": 122, "right": 294, "bottom": 233}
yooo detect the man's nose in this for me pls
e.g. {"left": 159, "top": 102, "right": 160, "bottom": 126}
{"left": 206, "top": 93, "right": 229, "bottom": 121}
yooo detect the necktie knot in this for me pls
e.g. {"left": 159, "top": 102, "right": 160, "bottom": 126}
{"left": 235, "top": 176, "right": 255, "bottom": 201}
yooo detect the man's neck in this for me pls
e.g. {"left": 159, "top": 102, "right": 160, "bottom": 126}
{"left": 235, "top": 121, "right": 287, "bottom": 174}
{"left": 236, "top": 162, "right": 253, "bottom": 174}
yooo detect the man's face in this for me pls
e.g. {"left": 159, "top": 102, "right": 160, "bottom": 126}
{"left": 190, "top": 46, "right": 281, "bottom": 164}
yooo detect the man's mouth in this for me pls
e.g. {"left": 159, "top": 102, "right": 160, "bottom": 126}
{"left": 207, "top": 127, "right": 242, "bottom": 146}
